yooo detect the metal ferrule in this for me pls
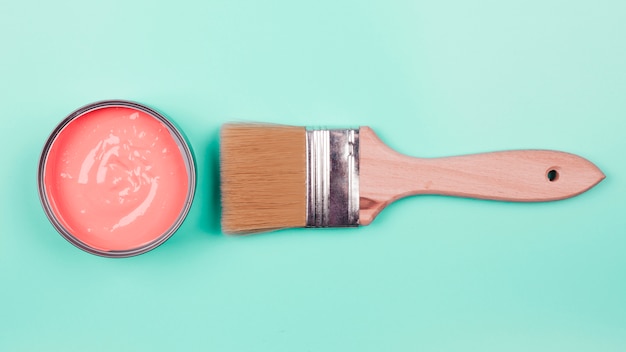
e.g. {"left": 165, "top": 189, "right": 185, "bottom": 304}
{"left": 306, "top": 128, "right": 359, "bottom": 227}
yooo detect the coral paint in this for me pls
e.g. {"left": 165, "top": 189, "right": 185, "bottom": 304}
{"left": 40, "top": 101, "right": 194, "bottom": 256}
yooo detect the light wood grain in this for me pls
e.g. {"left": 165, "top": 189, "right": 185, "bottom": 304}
{"left": 359, "top": 127, "right": 605, "bottom": 225}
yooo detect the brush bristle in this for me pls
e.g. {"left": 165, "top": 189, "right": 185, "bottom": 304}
{"left": 220, "top": 123, "right": 307, "bottom": 234}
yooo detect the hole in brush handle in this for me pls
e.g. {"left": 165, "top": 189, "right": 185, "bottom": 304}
{"left": 547, "top": 169, "right": 559, "bottom": 182}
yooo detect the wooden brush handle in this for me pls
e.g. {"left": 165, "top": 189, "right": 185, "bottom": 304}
{"left": 359, "top": 127, "right": 605, "bottom": 225}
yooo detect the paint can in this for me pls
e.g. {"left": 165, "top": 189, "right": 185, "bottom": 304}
{"left": 38, "top": 100, "right": 196, "bottom": 257}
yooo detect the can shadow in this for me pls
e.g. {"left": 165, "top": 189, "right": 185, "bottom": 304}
{"left": 197, "top": 127, "right": 222, "bottom": 235}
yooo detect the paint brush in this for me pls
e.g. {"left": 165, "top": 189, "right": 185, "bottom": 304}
{"left": 220, "top": 124, "right": 605, "bottom": 234}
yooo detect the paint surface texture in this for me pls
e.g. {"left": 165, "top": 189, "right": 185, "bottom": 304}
{"left": 44, "top": 107, "right": 189, "bottom": 251}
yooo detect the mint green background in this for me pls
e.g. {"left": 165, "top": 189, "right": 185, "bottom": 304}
{"left": 1, "top": 1, "right": 625, "bottom": 351}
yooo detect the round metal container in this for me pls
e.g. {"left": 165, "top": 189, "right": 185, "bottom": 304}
{"left": 38, "top": 100, "right": 196, "bottom": 257}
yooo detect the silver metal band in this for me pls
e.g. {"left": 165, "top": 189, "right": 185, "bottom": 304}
{"left": 306, "top": 128, "right": 359, "bottom": 227}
